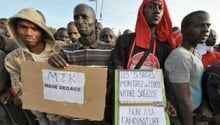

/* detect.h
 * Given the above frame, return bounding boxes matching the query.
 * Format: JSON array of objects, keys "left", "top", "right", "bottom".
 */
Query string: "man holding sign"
[
  {"left": 111, "top": 0, "right": 178, "bottom": 123},
  {"left": 5, "top": 8, "right": 68, "bottom": 125},
  {"left": 48, "top": 3, "right": 113, "bottom": 125}
]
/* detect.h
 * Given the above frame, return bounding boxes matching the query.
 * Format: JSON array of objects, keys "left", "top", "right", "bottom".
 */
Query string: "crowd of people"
[{"left": 1, "top": 0, "right": 220, "bottom": 125}]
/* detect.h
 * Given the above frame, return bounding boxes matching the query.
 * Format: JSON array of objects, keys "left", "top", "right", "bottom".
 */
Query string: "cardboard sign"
[
  {"left": 119, "top": 70, "right": 163, "bottom": 103},
  {"left": 114, "top": 69, "right": 170, "bottom": 125},
  {"left": 21, "top": 61, "right": 107, "bottom": 120},
  {"left": 119, "top": 106, "right": 166, "bottom": 125}
]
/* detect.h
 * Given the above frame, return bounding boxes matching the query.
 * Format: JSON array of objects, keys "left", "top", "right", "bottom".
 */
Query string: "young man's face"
[
  {"left": 185, "top": 13, "right": 211, "bottom": 44},
  {"left": 56, "top": 30, "right": 70, "bottom": 43},
  {"left": 17, "top": 20, "right": 43, "bottom": 47},
  {"left": 100, "top": 29, "right": 116, "bottom": 45},
  {"left": 206, "top": 30, "right": 217, "bottom": 46},
  {"left": 143, "top": 0, "right": 164, "bottom": 27},
  {"left": 95, "top": 22, "right": 103, "bottom": 35},
  {"left": 67, "top": 24, "right": 81, "bottom": 42}
]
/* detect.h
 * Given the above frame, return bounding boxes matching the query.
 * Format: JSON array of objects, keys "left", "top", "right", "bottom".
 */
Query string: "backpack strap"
[{"left": 134, "top": 49, "right": 150, "bottom": 69}]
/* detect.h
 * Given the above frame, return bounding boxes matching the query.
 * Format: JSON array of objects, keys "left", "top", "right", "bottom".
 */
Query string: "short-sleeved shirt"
[{"left": 165, "top": 46, "right": 204, "bottom": 110}]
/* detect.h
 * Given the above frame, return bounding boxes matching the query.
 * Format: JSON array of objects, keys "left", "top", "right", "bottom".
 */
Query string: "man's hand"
[
  {"left": 48, "top": 54, "right": 69, "bottom": 68},
  {"left": 166, "top": 101, "right": 177, "bottom": 116}
]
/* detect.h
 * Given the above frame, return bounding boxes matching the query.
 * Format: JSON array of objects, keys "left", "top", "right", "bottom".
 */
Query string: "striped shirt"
[{"left": 60, "top": 40, "right": 113, "bottom": 67}]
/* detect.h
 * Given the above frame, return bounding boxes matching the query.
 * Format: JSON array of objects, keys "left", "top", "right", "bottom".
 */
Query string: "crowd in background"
[{"left": 1, "top": 0, "right": 220, "bottom": 125}]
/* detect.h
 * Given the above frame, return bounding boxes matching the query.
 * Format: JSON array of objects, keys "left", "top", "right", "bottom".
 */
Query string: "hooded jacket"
[
  {"left": 4, "top": 8, "right": 65, "bottom": 120},
  {"left": 5, "top": 7, "right": 64, "bottom": 95},
  {"left": 134, "top": 0, "right": 177, "bottom": 49}
]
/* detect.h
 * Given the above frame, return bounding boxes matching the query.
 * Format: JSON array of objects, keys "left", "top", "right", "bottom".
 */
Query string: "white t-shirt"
[
  {"left": 31, "top": 51, "right": 44, "bottom": 62},
  {"left": 165, "top": 46, "right": 204, "bottom": 110}
]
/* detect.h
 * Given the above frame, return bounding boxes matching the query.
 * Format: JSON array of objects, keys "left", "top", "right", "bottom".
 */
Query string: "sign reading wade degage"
[
  {"left": 42, "top": 69, "right": 85, "bottom": 104},
  {"left": 114, "top": 69, "right": 170, "bottom": 125},
  {"left": 21, "top": 61, "right": 107, "bottom": 120}
]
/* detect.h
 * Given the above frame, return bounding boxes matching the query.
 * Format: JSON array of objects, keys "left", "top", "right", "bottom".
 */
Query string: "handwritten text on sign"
[
  {"left": 119, "top": 71, "right": 163, "bottom": 102},
  {"left": 119, "top": 106, "right": 166, "bottom": 125},
  {"left": 42, "top": 69, "right": 85, "bottom": 104}
]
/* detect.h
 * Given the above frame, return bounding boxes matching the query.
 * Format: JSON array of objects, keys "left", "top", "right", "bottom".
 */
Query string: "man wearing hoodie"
[
  {"left": 111, "top": 0, "right": 177, "bottom": 123},
  {"left": 4, "top": 8, "right": 69, "bottom": 125}
]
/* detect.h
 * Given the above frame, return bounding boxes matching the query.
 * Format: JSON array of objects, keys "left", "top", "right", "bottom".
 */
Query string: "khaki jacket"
[{"left": 5, "top": 8, "right": 65, "bottom": 121}]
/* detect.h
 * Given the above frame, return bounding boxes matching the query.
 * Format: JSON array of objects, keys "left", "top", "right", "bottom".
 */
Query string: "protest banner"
[
  {"left": 114, "top": 69, "right": 170, "bottom": 125},
  {"left": 21, "top": 60, "right": 107, "bottom": 120}
]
